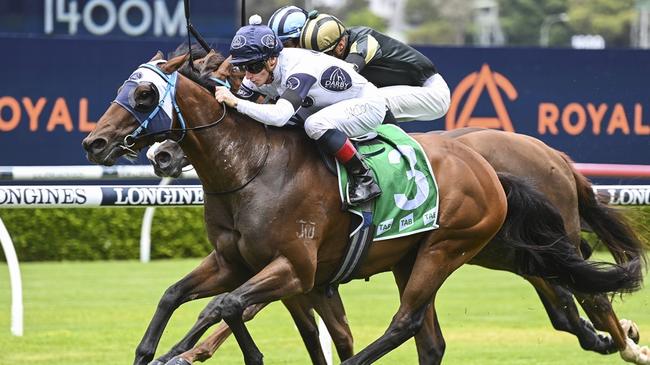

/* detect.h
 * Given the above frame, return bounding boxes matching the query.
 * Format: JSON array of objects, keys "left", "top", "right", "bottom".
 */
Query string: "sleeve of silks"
[
  {"left": 236, "top": 72, "right": 317, "bottom": 127},
  {"left": 236, "top": 79, "right": 264, "bottom": 101},
  {"left": 236, "top": 98, "right": 296, "bottom": 127},
  {"left": 345, "top": 34, "right": 382, "bottom": 72}
]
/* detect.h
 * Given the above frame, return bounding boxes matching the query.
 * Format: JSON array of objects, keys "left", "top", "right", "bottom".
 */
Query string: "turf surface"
[{"left": 1, "top": 256, "right": 649, "bottom": 364}]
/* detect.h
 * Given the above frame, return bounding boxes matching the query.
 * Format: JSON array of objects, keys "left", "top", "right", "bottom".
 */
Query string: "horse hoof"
[
  {"left": 620, "top": 338, "right": 650, "bottom": 364},
  {"left": 622, "top": 319, "right": 641, "bottom": 343},
  {"left": 164, "top": 356, "right": 192, "bottom": 365}
]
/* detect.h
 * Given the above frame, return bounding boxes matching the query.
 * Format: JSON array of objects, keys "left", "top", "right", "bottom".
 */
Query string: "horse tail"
[
  {"left": 559, "top": 151, "right": 648, "bottom": 267},
  {"left": 495, "top": 173, "right": 643, "bottom": 295}
]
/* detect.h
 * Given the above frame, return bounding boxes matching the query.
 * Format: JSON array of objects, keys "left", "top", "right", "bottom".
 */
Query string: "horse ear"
[
  {"left": 200, "top": 51, "right": 227, "bottom": 77},
  {"left": 149, "top": 51, "right": 165, "bottom": 62},
  {"left": 215, "top": 54, "right": 232, "bottom": 77},
  {"left": 160, "top": 53, "right": 189, "bottom": 74}
]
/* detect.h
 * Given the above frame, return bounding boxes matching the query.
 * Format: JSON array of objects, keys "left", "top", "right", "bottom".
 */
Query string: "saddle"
[
  {"left": 317, "top": 107, "right": 397, "bottom": 176},
  {"left": 321, "top": 119, "right": 440, "bottom": 288}
]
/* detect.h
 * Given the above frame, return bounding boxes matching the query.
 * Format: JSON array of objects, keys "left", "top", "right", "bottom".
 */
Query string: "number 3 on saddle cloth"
[{"left": 329, "top": 124, "right": 440, "bottom": 286}]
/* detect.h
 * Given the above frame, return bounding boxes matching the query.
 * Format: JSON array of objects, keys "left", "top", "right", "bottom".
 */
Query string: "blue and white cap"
[
  {"left": 230, "top": 15, "right": 283, "bottom": 65},
  {"left": 268, "top": 6, "right": 308, "bottom": 42}
]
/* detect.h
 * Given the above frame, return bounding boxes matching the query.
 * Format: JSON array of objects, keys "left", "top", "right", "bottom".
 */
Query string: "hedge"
[
  {"left": 0, "top": 207, "right": 212, "bottom": 261},
  {"left": 0, "top": 206, "right": 648, "bottom": 262}
]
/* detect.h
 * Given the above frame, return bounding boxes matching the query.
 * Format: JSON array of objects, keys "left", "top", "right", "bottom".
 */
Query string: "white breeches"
[
  {"left": 379, "top": 73, "right": 451, "bottom": 122},
  {"left": 304, "top": 84, "right": 386, "bottom": 140}
]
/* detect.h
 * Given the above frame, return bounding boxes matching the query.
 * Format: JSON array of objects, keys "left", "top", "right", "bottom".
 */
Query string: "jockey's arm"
[
  {"left": 344, "top": 34, "right": 382, "bottom": 73},
  {"left": 236, "top": 98, "right": 295, "bottom": 127},
  {"left": 236, "top": 73, "right": 317, "bottom": 127}
]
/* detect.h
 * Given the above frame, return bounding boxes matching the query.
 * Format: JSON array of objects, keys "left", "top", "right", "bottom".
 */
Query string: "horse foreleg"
[
  {"left": 168, "top": 293, "right": 334, "bottom": 365},
  {"left": 217, "top": 255, "right": 311, "bottom": 365},
  {"left": 134, "top": 251, "right": 238, "bottom": 365},
  {"left": 162, "top": 303, "right": 268, "bottom": 365},
  {"left": 282, "top": 296, "right": 330, "bottom": 365},
  {"left": 161, "top": 283, "right": 342, "bottom": 365},
  {"left": 308, "top": 286, "right": 355, "bottom": 361}
]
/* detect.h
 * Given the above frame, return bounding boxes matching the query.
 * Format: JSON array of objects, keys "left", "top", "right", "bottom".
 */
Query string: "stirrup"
[{"left": 350, "top": 132, "right": 377, "bottom": 142}]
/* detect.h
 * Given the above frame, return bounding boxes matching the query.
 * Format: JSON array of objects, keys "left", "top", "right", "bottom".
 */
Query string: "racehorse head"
[
  {"left": 82, "top": 51, "right": 190, "bottom": 165},
  {"left": 199, "top": 50, "right": 246, "bottom": 93},
  {"left": 145, "top": 50, "right": 244, "bottom": 178}
]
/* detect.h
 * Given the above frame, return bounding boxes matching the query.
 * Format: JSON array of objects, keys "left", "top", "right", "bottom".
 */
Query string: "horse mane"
[{"left": 168, "top": 43, "right": 226, "bottom": 93}]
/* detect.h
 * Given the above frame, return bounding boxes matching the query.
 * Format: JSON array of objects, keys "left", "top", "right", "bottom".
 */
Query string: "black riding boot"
[{"left": 344, "top": 152, "right": 382, "bottom": 205}]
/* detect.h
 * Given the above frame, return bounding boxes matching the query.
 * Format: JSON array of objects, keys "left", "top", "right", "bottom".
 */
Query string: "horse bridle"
[{"left": 117, "top": 62, "right": 270, "bottom": 195}]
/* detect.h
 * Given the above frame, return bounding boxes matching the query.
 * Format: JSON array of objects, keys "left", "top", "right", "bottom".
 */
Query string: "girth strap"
[{"left": 328, "top": 203, "right": 375, "bottom": 286}]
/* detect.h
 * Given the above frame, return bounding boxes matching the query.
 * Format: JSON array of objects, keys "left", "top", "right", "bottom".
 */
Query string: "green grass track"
[{"left": 1, "top": 256, "right": 649, "bottom": 364}]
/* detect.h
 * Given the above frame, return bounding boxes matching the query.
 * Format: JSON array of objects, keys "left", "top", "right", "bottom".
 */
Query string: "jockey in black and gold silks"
[{"left": 300, "top": 13, "right": 450, "bottom": 123}]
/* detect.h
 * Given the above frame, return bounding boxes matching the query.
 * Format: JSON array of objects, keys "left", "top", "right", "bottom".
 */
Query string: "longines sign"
[{"left": 0, "top": 186, "right": 204, "bottom": 208}]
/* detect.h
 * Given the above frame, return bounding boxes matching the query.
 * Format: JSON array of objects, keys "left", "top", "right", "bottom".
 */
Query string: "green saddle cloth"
[{"left": 336, "top": 124, "right": 440, "bottom": 241}]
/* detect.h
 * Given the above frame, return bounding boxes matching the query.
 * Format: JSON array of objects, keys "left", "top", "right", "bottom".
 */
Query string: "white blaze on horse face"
[
  {"left": 297, "top": 219, "right": 316, "bottom": 240},
  {"left": 146, "top": 142, "right": 162, "bottom": 162}
]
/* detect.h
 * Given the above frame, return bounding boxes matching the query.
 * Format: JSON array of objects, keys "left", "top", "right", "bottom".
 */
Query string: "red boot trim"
[{"left": 335, "top": 139, "right": 356, "bottom": 163}]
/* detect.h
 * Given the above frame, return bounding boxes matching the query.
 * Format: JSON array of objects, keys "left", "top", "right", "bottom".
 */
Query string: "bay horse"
[
  {"left": 145, "top": 48, "right": 358, "bottom": 365},
  {"left": 82, "top": 52, "right": 643, "bottom": 365},
  {"left": 150, "top": 49, "right": 649, "bottom": 362},
  {"left": 149, "top": 128, "right": 649, "bottom": 365}
]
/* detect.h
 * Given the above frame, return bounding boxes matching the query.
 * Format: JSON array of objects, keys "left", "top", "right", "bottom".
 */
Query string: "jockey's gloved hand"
[{"left": 215, "top": 86, "right": 238, "bottom": 108}]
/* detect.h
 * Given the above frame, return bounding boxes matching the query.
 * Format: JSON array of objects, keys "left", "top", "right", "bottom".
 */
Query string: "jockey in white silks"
[{"left": 214, "top": 17, "right": 385, "bottom": 205}]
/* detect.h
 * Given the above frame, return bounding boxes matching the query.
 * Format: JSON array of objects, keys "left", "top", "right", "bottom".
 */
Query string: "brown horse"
[
  {"left": 150, "top": 128, "right": 649, "bottom": 365},
  {"left": 82, "top": 52, "right": 642, "bottom": 365},
  {"left": 142, "top": 48, "right": 357, "bottom": 365}
]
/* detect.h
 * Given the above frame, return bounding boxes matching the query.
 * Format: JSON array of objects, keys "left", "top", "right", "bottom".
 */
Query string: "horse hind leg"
[
  {"left": 576, "top": 293, "right": 650, "bottom": 365},
  {"left": 525, "top": 276, "right": 619, "bottom": 354},
  {"left": 343, "top": 232, "right": 490, "bottom": 365},
  {"left": 392, "top": 251, "right": 444, "bottom": 364}
]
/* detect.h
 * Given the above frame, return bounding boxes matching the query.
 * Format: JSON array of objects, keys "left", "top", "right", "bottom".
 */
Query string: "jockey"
[
  {"left": 214, "top": 17, "right": 385, "bottom": 205},
  {"left": 299, "top": 13, "right": 450, "bottom": 123},
  {"left": 268, "top": 5, "right": 309, "bottom": 47}
]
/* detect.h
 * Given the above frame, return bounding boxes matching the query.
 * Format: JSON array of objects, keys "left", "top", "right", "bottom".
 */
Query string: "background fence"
[{"left": 2, "top": 163, "right": 650, "bottom": 338}]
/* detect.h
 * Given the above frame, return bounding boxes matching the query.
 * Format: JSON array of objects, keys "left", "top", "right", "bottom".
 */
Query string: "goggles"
[{"left": 240, "top": 60, "right": 267, "bottom": 74}]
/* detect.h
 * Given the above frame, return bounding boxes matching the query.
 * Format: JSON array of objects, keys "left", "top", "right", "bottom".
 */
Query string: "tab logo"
[
  {"left": 377, "top": 218, "right": 393, "bottom": 236},
  {"left": 446, "top": 64, "right": 518, "bottom": 132}
]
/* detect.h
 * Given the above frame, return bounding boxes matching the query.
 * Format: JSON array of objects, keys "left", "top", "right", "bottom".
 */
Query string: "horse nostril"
[
  {"left": 91, "top": 139, "right": 107, "bottom": 154},
  {"left": 155, "top": 151, "right": 172, "bottom": 167},
  {"left": 83, "top": 137, "right": 108, "bottom": 154}
]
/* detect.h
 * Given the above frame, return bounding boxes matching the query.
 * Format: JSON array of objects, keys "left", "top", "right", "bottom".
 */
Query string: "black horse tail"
[
  {"left": 559, "top": 152, "right": 648, "bottom": 267},
  {"left": 495, "top": 173, "right": 643, "bottom": 295}
]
